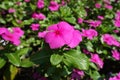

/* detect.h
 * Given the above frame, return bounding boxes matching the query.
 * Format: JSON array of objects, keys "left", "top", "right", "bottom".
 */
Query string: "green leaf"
[
  {"left": 30, "top": 49, "right": 51, "bottom": 64},
  {"left": 20, "top": 59, "right": 34, "bottom": 67},
  {"left": 0, "top": 58, "right": 6, "bottom": 69},
  {"left": 60, "top": 6, "right": 72, "bottom": 17},
  {"left": 63, "top": 50, "right": 89, "bottom": 70},
  {"left": 16, "top": 48, "right": 30, "bottom": 56},
  {"left": 89, "top": 62, "right": 98, "bottom": 70},
  {"left": 5, "top": 53, "right": 21, "bottom": 67},
  {"left": 0, "top": 18, "right": 6, "bottom": 24},
  {"left": 90, "top": 71, "right": 101, "bottom": 80},
  {"left": 64, "top": 17, "right": 76, "bottom": 24},
  {"left": 50, "top": 54, "right": 63, "bottom": 66},
  {"left": 3, "top": 65, "right": 18, "bottom": 80},
  {"left": 85, "top": 41, "right": 94, "bottom": 52},
  {"left": 23, "top": 19, "right": 34, "bottom": 25}
]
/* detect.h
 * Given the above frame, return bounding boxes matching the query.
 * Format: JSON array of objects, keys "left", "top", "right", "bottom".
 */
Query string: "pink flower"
[
  {"left": 114, "top": 20, "right": 120, "bottom": 27},
  {"left": 97, "top": 15, "right": 104, "bottom": 20},
  {"left": 37, "top": 0, "right": 44, "bottom": 9},
  {"left": 89, "top": 20, "right": 102, "bottom": 28},
  {"left": 78, "top": 18, "right": 83, "bottom": 24},
  {"left": 1, "top": 27, "right": 24, "bottom": 46},
  {"left": 60, "top": 0, "right": 66, "bottom": 6},
  {"left": 109, "top": 72, "right": 120, "bottom": 80},
  {"left": 104, "top": 4, "right": 113, "bottom": 10},
  {"left": 113, "top": 30, "right": 119, "bottom": 33},
  {"left": 111, "top": 50, "right": 120, "bottom": 60},
  {"left": 102, "top": 34, "right": 120, "bottom": 47},
  {"left": 71, "top": 69, "right": 84, "bottom": 80},
  {"left": 95, "top": 3, "right": 101, "bottom": 8},
  {"left": 68, "top": 30, "right": 82, "bottom": 48},
  {"left": 2, "top": 30, "right": 20, "bottom": 46},
  {"left": 32, "top": 13, "right": 46, "bottom": 20},
  {"left": 90, "top": 54, "right": 104, "bottom": 69},
  {"left": 30, "top": 23, "right": 40, "bottom": 31},
  {"left": 103, "top": 0, "right": 111, "bottom": 4},
  {"left": 82, "top": 29, "right": 98, "bottom": 40},
  {"left": 24, "top": 0, "right": 30, "bottom": 2},
  {"left": 83, "top": 49, "right": 90, "bottom": 54},
  {"left": 115, "top": 10, "right": 120, "bottom": 20},
  {"left": 49, "top": 1, "right": 59, "bottom": 11},
  {"left": 12, "top": 27, "right": 24, "bottom": 37},
  {"left": 38, "top": 31, "right": 48, "bottom": 38},
  {"left": 0, "top": 27, "right": 7, "bottom": 35},
  {"left": 38, "top": 21, "right": 82, "bottom": 49},
  {"left": 8, "top": 8, "right": 15, "bottom": 13},
  {"left": 114, "top": 11, "right": 120, "bottom": 27}
]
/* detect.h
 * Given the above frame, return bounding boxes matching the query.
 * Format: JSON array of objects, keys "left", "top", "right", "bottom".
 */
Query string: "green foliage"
[
  {"left": 50, "top": 54, "right": 63, "bottom": 66},
  {"left": 63, "top": 50, "right": 89, "bottom": 70}
]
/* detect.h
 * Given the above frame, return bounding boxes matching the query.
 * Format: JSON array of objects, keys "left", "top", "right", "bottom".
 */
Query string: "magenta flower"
[
  {"left": 113, "top": 30, "right": 119, "bottom": 33},
  {"left": 38, "top": 21, "right": 82, "bottom": 49},
  {"left": 114, "top": 11, "right": 120, "bottom": 27},
  {"left": 111, "top": 50, "right": 120, "bottom": 60},
  {"left": 30, "top": 23, "right": 40, "bottom": 31},
  {"left": 49, "top": 1, "right": 59, "bottom": 11},
  {"left": 115, "top": 10, "right": 120, "bottom": 20},
  {"left": 60, "top": 0, "right": 66, "bottom": 6},
  {"left": 68, "top": 30, "right": 82, "bottom": 48},
  {"left": 8, "top": 8, "right": 16, "bottom": 13},
  {"left": 78, "top": 18, "right": 83, "bottom": 24},
  {"left": 37, "top": 0, "right": 44, "bottom": 9},
  {"left": 2, "top": 30, "right": 20, "bottom": 46},
  {"left": 104, "top": 4, "right": 113, "bottom": 10},
  {"left": 95, "top": 3, "right": 101, "bottom": 8},
  {"left": 97, "top": 15, "right": 104, "bottom": 20},
  {"left": 32, "top": 13, "right": 46, "bottom": 20},
  {"left": 71, "top": 69, "right": 84, "bottom": 80},
  {"left": 103, "top": 0, "right": 111, "bottom": 4},
  {"left": 0, "top": 27, "right": 7, "bottom": 35},
  {"left": 82, "top": 29, "right": 98, "bottom": 40},
  {"left": 38, "top": 31, "right": 48, "bottom": 38},
  {"left": 44, "top": 21, "right": 74, "bottom": 49},
  {"left": 90, "top": 54, "right": 104, "bottom": 69},
  {"left": 89, "top": 20, "right": 102, "bottom": 28},
  {"left": 114, "top": 20, "right": 120, "bottom": 27},
  {"left": 83, "top": 49, "right": 90, "bottom": 54},
  {"left": 12, "top": 27, "right": 24, "bottom": 37},
  {"left": 109, "top": 72, "right": 120, "bottom": 80},
  {"left": 24, "top": 0, "right": 30, "bottom": 2},
  {"left": 102, "top": 34, "right": 120, "bottom": 47},
  {"left": 1, "top": 27, "right": 24, "bottom": 46}
]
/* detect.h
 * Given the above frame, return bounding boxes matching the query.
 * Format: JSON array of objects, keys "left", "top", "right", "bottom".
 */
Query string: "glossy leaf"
[
  {"left": 5, "top": 53, "right": 21, "bottom": 67},
  {"left": 63, "top": 50, "right": 89, "bottom": 70}
]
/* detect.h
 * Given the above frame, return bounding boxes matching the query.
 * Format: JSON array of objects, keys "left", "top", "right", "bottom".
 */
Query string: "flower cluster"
[{"left": 0, "top": 0, "right": 120, "bottom": 80}]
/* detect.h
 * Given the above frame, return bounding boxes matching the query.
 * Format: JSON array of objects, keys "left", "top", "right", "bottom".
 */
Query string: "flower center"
[{"left": 55, "top": 30, "right": 61, "bottom": 35}]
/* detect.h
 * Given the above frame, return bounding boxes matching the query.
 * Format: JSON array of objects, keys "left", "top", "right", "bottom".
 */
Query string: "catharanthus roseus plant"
[{"left": 0, "top": 0, "right": 120, "bottom": 80}]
